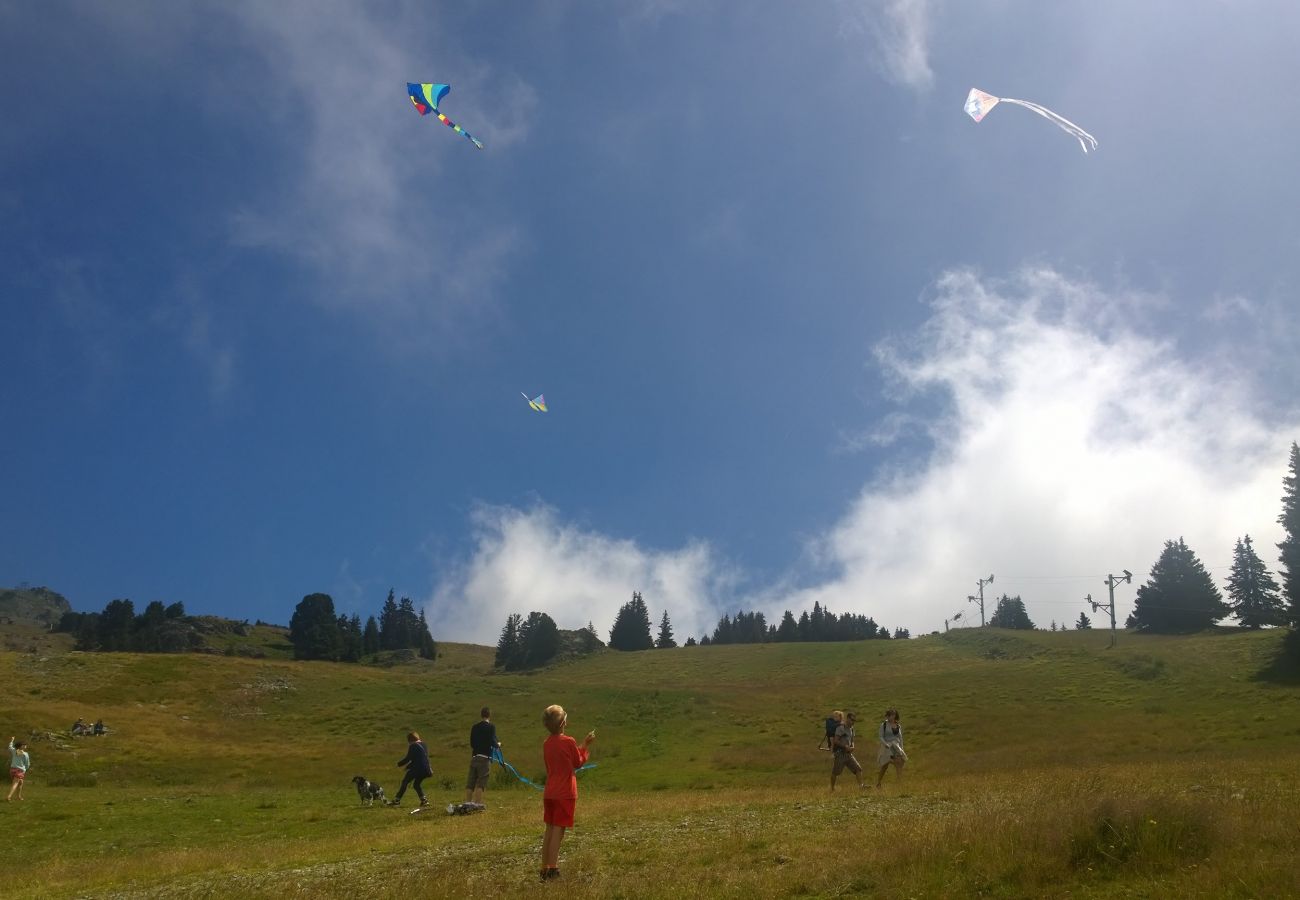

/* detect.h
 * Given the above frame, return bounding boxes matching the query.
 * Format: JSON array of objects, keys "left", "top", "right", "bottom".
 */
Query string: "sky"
[{"left": 3, "top": 1, "right": 1299, "bottom": 645}]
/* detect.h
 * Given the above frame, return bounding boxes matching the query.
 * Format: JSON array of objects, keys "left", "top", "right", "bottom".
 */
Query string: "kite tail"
[
  {"left": 435, "top": 110, "right": 485, "bottom": 150},
  {"left": 1001, "top": 98, "right": 1098, "bottom": 153}
]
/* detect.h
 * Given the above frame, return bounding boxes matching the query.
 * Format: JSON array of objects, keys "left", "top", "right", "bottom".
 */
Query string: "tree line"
[
  {"left": 288, "top": 590, "right": 436, "bottom": 662},
  {"left": 55, "top": 599, "right": 193, "bottom": 652}
]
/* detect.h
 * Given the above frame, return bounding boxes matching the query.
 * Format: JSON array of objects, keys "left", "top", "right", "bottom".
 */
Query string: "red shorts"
[
  {"left": 543, "top": 797, "right": 576, "bottom": 828},
  {"left": 9, "top": 768, "right": 25, "bottom": 782}
]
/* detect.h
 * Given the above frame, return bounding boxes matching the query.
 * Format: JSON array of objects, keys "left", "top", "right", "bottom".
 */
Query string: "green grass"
[{"left": 2, "top": 628, "right": 1298, "bottom": 897}]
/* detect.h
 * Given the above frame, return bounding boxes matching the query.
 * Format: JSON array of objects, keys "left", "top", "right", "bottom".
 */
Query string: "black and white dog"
[{"left": 352, "top": 775, "right": 386, "bottom": 807}]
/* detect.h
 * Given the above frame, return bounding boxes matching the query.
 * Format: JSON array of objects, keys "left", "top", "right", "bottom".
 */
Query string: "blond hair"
[
  {"left": 831, "top": 709, "right": 844, "bottom": 722},
  {"left": 543, "top": 704, "right": 567, "bottom": 735}
]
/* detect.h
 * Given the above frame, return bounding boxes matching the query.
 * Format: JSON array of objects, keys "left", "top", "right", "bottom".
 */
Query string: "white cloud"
[
  {"left": 429, "top": 267, "right": 1297, "bottom": 643},
  {"left": 839, "top": 0, "right": 935, "bottom": 92},
  {"left": 427, "top": 504, "right": 731, "bottom": 645},
  {"left": 785, "top": 267, "right": 1298, "bottom": 632}
]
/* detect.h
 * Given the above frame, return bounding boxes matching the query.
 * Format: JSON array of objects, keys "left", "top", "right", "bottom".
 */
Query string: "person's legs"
[
  {"left": 413, "top": 776, "right": 427, "bottom": 804},
  {"left": 393, "top": 771, "right": 414, "bottom": 802},
  {"left": 472, "top": 786, "right": 484, "bottom": 804},
  {"left": 6, "top": 775, "right": 17, "bottom": 801},
  {"left": 876, "top": 764, "right": 889, "bottom": 787}
]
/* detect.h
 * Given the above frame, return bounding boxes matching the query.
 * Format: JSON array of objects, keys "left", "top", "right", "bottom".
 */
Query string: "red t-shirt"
[{"left": 543, "top": 733, "right": 589, "bottom": 800}]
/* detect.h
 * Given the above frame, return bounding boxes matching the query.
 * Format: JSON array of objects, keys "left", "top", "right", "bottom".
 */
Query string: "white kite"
[{"left": 964, "top": 88, "right": 1098, "bottom": 153}]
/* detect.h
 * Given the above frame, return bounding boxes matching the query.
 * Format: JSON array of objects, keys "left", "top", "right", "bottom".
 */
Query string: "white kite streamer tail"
[{"left": 1001, "top": 97, "right": 1098, "bottom": 153}]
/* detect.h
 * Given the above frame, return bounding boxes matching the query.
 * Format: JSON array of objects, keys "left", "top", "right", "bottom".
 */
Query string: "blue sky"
[{"left": 3, "top": 1, "right": 1298, "bottom": 643}]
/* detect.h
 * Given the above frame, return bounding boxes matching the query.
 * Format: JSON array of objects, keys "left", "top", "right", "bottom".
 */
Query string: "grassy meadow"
[{"left": 2, "top": 627, "right": 1298, "bottom": 898}]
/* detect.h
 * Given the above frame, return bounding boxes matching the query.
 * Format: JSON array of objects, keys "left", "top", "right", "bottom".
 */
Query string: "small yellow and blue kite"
[
  {"left": 521, "top": 392, "right": 547, "bottom": 412},
  {"left": 407, "top": 82, "right": 484, "bottom": 150}
]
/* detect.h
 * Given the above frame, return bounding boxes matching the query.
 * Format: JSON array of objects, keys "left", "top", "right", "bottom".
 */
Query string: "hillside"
[
  {"left": 0, "top": 585, "right": 71, "bottom": 628},
  {"left": 2, "top": 628, "right": 1298, "bottom": 898}
]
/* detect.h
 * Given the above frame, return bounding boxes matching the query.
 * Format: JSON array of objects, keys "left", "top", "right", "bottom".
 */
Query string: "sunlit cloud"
[
  {"left": 430, "top": 267, "right": 1298, "bottom": 642},
  {"left": 427, "top": 504, "right": 731, "bottom": 645},
  {"left": 786, "top": 267, "right": 1298, "bottom": 632}
]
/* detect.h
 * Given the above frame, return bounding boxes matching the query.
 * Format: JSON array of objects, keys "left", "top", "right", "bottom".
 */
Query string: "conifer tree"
[
  {"left": 362, "top": 616, "right": 380, "bottom": 655},
  {"left": 378, "top": 590, "right": 400, "bottom": 650},
  {"left": 1279, "top": 442, "right": 1300, "bottom": 627},
  {"left": 418, "top": 608, "right": 437, "bottom": 660},
  {"left": 1130, "top": 538, "right": 1228, "bottom": 632},
  {"left": 988, "top": 594, "right": 1034, "bottom": 630},
  {"left": 609, "top": 591, "right": 654, "bottom": 650},
  {"left": 776, "top": 610, "right": 799, "bottom": 641},
  {"left": 1227, "top": 535, "right": 1285, "bottom": 628},
  {"left": 655, "top": 610, "right": 676, "bottom": 649},
  {"left": 495, "top": 613, "right": 521, "bottom": 668},
  {"left": 1075, "top": 612, "right": 1092, "bottom": 630},
  {"left": 517, "top": 611, "right": 560, "bottom": 668}
]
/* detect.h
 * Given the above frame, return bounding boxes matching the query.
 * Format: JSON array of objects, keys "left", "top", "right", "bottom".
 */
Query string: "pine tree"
[
  {"left": 1130, "top": 537, "right": 1228, "bottom": 632},
  {"left": 776, "top": 610, "right": 799, "bottom": 642},
  {"left": 289, "top": 593, "right": 343, "bottom": 660},
  {"left": 1075, "top": 612, "right": 1092, "bottom": 630},
  {"left": 1049, "top": 620, "right": 1057, "bottom": 632},
  {"left": 1227, "top": 535, "right": 1286, "bottom": 628},
  {"left": 362, "top": 616, "right": 380, "bottom": 655},
  {"left": 655, "top": 611, "right": 676, "bottom": 649},
  {"left": 609, "top": 591, "right": 654, "bottom": 651},
  {"left": 1279, "top": 442, "right": 1300, "bottom": 627},
  {"left": 517, "top": 611, "right": 560, "bottom": 668},
  {"left": 988, "top": 594, "right": 1034, "bottom": 630},
  {"left": 684, "top": 636, "right": 697, "bottom": 647},
  {"left": 378, "top": 590, "right": 400, "bottom": 650},
  {"left": 495, "top": 613, "right": 522, "bottom": 669},
  {"left": 418, "top": 608, "right": 437, "bottom": 660}
]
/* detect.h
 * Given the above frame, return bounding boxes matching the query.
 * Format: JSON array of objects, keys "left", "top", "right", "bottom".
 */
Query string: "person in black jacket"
[
  {"left": 466, "top": 707, "right": 502, "bottom": 806},
  {"left": 390, "top": 731, "right": 433, "bottom": 807}
]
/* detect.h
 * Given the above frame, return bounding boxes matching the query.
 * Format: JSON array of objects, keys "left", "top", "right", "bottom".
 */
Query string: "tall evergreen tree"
[
  {"left": 1279, "top": 442, "right": 1300, "bottom": 627},
  {"left": 1227, "top": 535, "right": 1286, "bottom": 628},
  {"left": 99, "top": 599, "right": 136, "bottom": 651},
  {"left": 1130, "top": 538, "right": 1228, "bottom": 633},
  {"left": 609, "top": 591, "right": 654, "bottom": 651},
  {"left": 988, "top": 594, "right": 1034, "bottom": 630},
  {"left": 495, "top": 613, "right": 521, "bottom": 669},
  {"left": 362, "top": 616, "right": 380, "bottom": 656},
  {"left": 655, "top": 610, "right": 676, "bottom": 649},
  {"left": 289, "top": 593, "right": 343, "bottom": 660},
  {"left": 1075, "top": 612, "right": 1092, "bottom": 630},
  {"left": 397, "top": 597, "right": 419, "bottom": 649},
  {"left": 517, "top": 611, "right": 560, "bottom": 668},
  {"left": 418, "top": 608, "right": 437, "bottom": 660},
  {"left": 776, "top": 610, "right": 799, "bottom": 642},
  {"left": 378, "top": 590, "right": 400, "bottom": 650}
]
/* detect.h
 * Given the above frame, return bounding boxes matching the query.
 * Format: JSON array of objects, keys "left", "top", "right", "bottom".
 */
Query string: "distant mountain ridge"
[{"left": 0, "top": 586, "right": 71, "bottom": 628}]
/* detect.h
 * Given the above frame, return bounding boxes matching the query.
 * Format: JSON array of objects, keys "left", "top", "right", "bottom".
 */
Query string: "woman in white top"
[{"left": 875, "top": 708, "right": 905, "bottom": 788}]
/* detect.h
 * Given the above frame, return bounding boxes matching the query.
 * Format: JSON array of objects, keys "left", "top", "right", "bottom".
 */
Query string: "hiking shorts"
[
  {"left": 467, "top": 755, "right": 491, "bottom": 790},
  {"left": 832, "top": 752, "right": 862, "bottom": 776},
  {"left": 543, "top": 797, "right": 576, "bottom": 828},
  {"left": 9, "top": 768, "right": 25, "bottom": 782}
]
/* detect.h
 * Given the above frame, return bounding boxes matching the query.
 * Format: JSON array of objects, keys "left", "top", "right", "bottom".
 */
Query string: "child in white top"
[{"left": 8, "top": 737, "right": 31, "bottom": 801}]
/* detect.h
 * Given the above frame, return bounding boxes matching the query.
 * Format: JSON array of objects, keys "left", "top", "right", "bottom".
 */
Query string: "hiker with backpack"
[
  {"left": 829, "top": 711, "right": 865, "bottom": 791},
  {"left": 818, "top": 710, "right": 843, "bottom": 751}
]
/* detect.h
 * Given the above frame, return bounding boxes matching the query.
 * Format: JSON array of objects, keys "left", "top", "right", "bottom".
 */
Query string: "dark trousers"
[{"left": 395, "top": 771, "right": 427, "bottom": 802}]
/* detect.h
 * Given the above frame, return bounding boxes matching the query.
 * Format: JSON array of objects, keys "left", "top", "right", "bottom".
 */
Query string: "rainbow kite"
[
  {"left": 964, "top": 88, "right": 1097, "bottom": 153},
  {"left": 522, "top": 392, "right": 547, "bottom": 412},
  {"left": 407, "top": 82, "right": 484, "bottom": 150}
]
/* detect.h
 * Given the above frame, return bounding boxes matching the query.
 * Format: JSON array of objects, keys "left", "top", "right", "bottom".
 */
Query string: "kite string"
[
  {"left": 490, "top": 747, "right": 596, "bottom": 792},
  {"left": 1001, "top": 97, "right": 1098, "bottom": 152}
]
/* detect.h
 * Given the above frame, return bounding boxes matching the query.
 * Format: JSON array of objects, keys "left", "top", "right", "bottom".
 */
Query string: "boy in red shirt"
[{"left": 540, "top": 704, "right": 595, "bottom": 881}]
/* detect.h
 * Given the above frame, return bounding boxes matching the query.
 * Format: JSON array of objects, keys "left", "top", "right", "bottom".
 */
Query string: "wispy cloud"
[
  {"left": 426, "top": 504, "right": 733, "bottom": 645},
  {"left": 224, "top": 0, "right": 536, "bottom": 349},
  {"left": 839, "top": 0, "right": 936, "bottom": 92}
]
